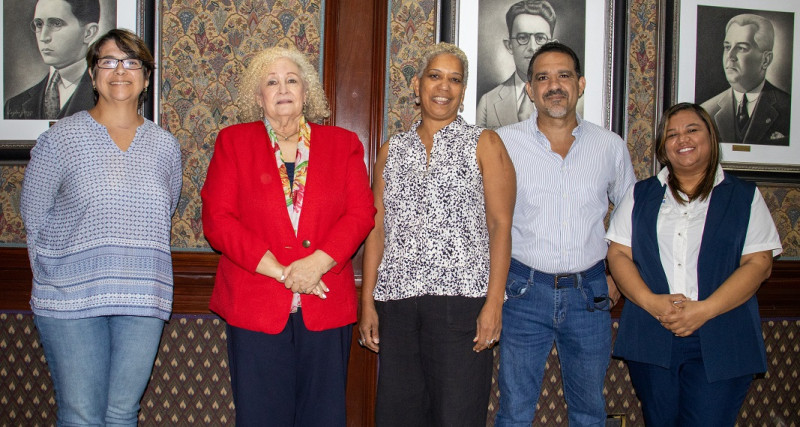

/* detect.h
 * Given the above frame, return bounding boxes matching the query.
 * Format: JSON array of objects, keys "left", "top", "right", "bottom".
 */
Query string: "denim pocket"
[
  {"left": 505, "top": 277, "right": 529, "bottom": 299},
  {"left": 580, "top": 275, "right": 611, "bottom": 312}
]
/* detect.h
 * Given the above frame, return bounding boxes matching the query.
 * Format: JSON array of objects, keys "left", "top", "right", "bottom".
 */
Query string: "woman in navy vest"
[{"left": 605, "top": 103, "right": 782, "bottom": 426}]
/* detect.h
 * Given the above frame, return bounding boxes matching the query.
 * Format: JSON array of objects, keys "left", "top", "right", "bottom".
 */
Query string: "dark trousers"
[
  {"left": 626, "top": 335, "right": 752, "bottom": 427},
  {"left": 226, "top": 310, "right": 352, "bottom": 427},
  {"left": 374, "top": 295, "right": 493, "bottom": 427}
]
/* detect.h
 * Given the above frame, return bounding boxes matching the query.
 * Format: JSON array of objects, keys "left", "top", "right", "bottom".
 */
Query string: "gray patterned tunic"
[
  {"left": 374, "top": 116, "right": 490, "bottom": 301},
  {"left": 20, "top": 111, "right": 182, "bottom": 320}
]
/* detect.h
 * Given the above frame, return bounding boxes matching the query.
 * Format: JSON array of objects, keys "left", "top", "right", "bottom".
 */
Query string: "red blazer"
[{"left": 201, "top": 121, "right": 375, "bottom": 334}]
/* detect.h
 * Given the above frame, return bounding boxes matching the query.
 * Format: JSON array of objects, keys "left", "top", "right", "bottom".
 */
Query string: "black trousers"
[
  {"left": 226, "top": 310, "right": 352, "bottom": 427},
  {"left": 375, "top": 295, "right": 493, "bottom": 427}
]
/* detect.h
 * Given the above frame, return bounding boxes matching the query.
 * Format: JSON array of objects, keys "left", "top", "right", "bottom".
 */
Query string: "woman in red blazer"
[{"left": 201, "top": 46, "right": 375, "bottom": 427}]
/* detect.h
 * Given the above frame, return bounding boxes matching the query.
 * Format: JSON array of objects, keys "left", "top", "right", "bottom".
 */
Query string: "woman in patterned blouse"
[
  {"left": 20, "top": 29, "right": 182, "bottom": 425},
  {"left": 359, "top": 42, "right": 516, "bottom": 426},
  {"left": 201, "top": 46, "right": 375, "bottom": 426}
]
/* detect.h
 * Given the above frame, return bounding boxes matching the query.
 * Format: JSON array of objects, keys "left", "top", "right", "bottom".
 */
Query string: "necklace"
[{"left": 274, "top": 130, "right": 298, "bottom": 142}]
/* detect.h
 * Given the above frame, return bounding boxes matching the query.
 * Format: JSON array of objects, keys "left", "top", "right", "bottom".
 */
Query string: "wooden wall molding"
[{"left": 2, "top": 247, "right": 798, "bottom": 317}]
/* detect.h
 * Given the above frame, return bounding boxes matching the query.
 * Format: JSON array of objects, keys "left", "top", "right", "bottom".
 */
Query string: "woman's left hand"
[
  {"left": 657, "top": 300, "right": 712, "bottom": 337},
  {"left": 473, "top": 301, "right": 502, "bottom": 352},
  {"left": 282, "top": 250, "right": 336, "bottom": 297}
]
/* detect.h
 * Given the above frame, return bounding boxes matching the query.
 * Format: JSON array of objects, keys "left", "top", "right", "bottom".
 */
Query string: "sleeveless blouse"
[{"left": 374, "top": 116, "right": 490, "bottom": 301}]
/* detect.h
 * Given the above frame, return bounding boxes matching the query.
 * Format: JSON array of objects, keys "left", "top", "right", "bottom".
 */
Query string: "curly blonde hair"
[{"left": 238, "top": 46, "right": 331, "bottom": 123}]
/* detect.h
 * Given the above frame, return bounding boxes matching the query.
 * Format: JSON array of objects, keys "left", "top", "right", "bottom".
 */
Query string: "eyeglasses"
[
  {"left": 511, "top": 32, "right": 552, "bottom": 46},
  {"left": 30, "top": 18, "right": 66, "bottom": 33},
  {"left": 96, "top": 57, "right": 144, "bottom": 70}
]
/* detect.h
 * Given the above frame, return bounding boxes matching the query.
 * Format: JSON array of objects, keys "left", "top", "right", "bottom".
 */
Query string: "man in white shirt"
[
  {"left": 5, "top": 0, "right": 100, "bottom": 120},
  {"left": 494, "top": 41, "right": 635, "bottom": 426},
  {"left": 700, "top": 13, "right": 790, "bottom": 146}
]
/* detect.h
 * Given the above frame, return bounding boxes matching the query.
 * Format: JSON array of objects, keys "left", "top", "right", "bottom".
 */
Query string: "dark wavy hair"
[
  {"left": 63, "top": 0, "right": 100, "bottom": 26},
  {"left": 86, "top": 29, "right": 155, "bottom": 108},
  {"left": 655, "top": 103, "right": 721, "bottom": 204},
  {"left": 526, "top": 41, "right": 582, "bottom": 81},
  {"left": 505, "top": 0, "right": 556, "bottom": 37}
]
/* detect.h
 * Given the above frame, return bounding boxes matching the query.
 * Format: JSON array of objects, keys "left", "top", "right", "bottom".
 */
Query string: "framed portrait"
[
  {"left": 665, "top": 0, "right": 799, "bottom": 182},
  {"left": 439, "top": 0, "right": 628, "bottom": 135},
  {"left": 0, "top": 0, "right": 154, "bottom": 163}
]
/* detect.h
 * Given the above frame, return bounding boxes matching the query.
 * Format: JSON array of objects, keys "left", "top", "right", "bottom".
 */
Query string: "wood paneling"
[
  {"left": 323, "top": 0, "right": 387, "bottom": 424},
  {"left": 2, "top": 247, "right": 798, "bottom": 317}
]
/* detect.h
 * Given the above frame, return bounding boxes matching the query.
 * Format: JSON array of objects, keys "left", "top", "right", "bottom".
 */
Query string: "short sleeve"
[
  {"left": 742, "top": 189, "right": 782, "bottom": 257},
  {"left": 606, "top": 185, "right": 635, "bottom": 247}
]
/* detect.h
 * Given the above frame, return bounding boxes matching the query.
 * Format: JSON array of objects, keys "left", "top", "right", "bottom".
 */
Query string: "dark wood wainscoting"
[{"left": 4, "top": 248, "right": 799, "bottom": 317}]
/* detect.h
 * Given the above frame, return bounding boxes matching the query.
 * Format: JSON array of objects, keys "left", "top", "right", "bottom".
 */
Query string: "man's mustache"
[{"left": 544, "top": 89, "right": 568, "bottom": 98}]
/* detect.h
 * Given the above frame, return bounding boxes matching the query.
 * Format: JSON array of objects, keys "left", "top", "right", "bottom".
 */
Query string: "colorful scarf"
[{"left": 264, "top": 116, "right": 311, "bottom": 234}]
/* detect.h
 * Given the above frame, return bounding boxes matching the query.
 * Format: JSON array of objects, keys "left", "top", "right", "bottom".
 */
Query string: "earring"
[
  {"left": 459, "top": 103, "right": 464, "bottom": 113},
  {"left": 414, "top": 95, "right": 420, "bottom": 105}
]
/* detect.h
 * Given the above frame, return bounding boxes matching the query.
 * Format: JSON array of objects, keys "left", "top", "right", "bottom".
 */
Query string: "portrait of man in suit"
[
  {"left": 700, "top": 13, "right": 791, "bottom": 146},
  {"left": 476, "top": 0, "right": 556, "bottom": 129},
  {"left": 4, "top": 0, "right": 100, "bottom": 120}
]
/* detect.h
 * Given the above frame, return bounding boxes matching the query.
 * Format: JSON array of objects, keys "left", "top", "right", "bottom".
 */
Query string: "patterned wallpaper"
[
  {"left": 0, "top": 0, "right": 799, "bottom": 256},
  {"left": 626, "top": 0, "right": 660, "bottom": 180},
  {"left": 384, "top": 0, "right": 437, "bottom": 138},
  {"left": 158, "top": 0, "right": 324, "bottom": 248},
  {"left": 0, "top": 0, "right": 324, "bottom": 249}
]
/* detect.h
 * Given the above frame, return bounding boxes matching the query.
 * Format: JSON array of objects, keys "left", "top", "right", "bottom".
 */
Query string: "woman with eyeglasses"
[{"left": 20, "top": 29, "right": 181, "bottom": 426}]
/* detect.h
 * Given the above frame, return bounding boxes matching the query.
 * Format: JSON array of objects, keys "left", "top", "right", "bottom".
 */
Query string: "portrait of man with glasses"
[
  {"left": 4, "top": 0, "right": 105, "bottom": 120},
  {"left": 476, "top": 0, "right": 585, "bottom": 129}
]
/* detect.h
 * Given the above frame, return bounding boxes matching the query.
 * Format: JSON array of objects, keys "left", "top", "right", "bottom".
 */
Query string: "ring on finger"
[{"left": 357, "top": 338, "right": 365, "bottom": 346}]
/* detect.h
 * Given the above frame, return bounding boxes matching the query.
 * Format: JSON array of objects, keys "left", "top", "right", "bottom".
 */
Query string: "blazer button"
[{"left": 302, "top": 240, "right": 311, "bottom": 248}]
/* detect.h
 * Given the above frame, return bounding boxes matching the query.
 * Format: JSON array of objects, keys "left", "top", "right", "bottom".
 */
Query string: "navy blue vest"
[{"left": 613, "top": 172, "right": 766, "bottom": 382}]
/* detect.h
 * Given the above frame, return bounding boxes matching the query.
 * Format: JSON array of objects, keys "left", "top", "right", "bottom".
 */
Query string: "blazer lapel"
[
  {"left": 744, "top": 87, "right": 779, "bottom": 143},
  {"left": 494, "top": 76, "right": 517, "bottom": 127},
  {"left": 253, "top": 123, "right": 298, "bottom": 237},
  {"left": 713, "top": 89, "right": 737, "bottom": 143}
]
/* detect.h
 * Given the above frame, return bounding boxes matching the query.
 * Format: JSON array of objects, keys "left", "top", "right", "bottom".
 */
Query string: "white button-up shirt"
[{"left": 606, "top": 166, "right": 783, "bottom": 299}]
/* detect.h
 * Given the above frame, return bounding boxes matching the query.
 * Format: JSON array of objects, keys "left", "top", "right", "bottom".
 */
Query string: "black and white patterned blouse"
[{"left": 374, "top": 116, "right": 490, "bottom": 301}]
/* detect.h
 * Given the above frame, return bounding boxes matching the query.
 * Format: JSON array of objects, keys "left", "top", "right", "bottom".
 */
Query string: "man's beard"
[{"left": 542, "top": 89, "right": 569, "bottom": 118}]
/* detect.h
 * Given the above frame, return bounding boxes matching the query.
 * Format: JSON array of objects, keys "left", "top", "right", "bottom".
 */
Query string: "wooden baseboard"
[{"left": 2, "top": 247, "right": 798, "bottom": 317}]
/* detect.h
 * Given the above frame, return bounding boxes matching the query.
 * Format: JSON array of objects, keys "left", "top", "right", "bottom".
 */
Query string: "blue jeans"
[
  {"left": 495, "top": 260, "right": 612, "bottom": 427},
  {"left": 34, "top": 315, "right": 164, "bottom": 427}
]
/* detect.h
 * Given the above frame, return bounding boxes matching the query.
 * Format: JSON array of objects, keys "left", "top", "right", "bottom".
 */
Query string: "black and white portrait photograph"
[
  {"left": 1, "top": 0, "right": 138, "bottom": 154},
  {"left": 3, "top": 0, "right": 117, "bottom": 121},
  {"left": 674, "top": 0, "right": 799, "bottom": 170},
  {"left": 475, "top": 0, "right": 586, "bottom": 129},
  {"left": 694, "top": 6, "right": 793, "bottom": 146},
  {"left": 450, "top": 0, "right": 615, "bottom": 130}
]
